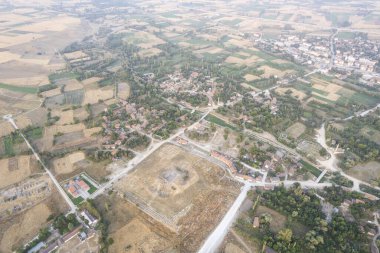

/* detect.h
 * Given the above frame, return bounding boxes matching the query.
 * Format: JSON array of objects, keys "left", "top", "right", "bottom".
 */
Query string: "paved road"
[
  {"left": 198, "top": 183, "right": 251, "bottom": 253},
  {"left": 3, "top": 115, "right": 77, "bottom": 212}
]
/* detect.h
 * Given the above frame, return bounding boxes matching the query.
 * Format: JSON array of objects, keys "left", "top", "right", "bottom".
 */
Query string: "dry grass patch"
[
  {"left": 244, "top": 74, "right": 260, "bottom": 82},
  {"left": 52, "top": 109, "right": 74, "bottom": 125},
  {"left": 109, "top": 218, "right": 174, "bottom": 253},
  {"left": 259, "top": 65, "right": 293, "bottom": 78},
  {"left": 81, "top": 77, "right": 102, "bottom": 86},
  {"left": 16, "top": 16, "right": 80, "bottom": 33},
  {"left": 225, "top": 243, "right": 247, "bottom": 253},
  {"left": 275, "top": 87, "right": 307, "bottom": 100},
  {"left": 0, "top": 75, "right": 50, "bottom": 87},
  {"left": 255, "top": 206, "right": 286, "bottom": 233},
  {"left": 117, "top": 82, "right": 130, "bottom": 100},
  {"left": 348, "top": 161, "right": 380, "bottom": 185},
  {"left": 53, "top": 151, "right": 85, "bottom": 175},
  {"left": 83, "top": 127, "right": 102, "bottom": 138},
  {"left": 0, "top": 155, "right": 37, "bottom": 188},
  {"left": 225, "top": 38, "right": 251, "bottom": 48},
  {"left": 286, "top": 122, "right": 306, "bottom": 139},
  {"left": 63, "top": 50, "right": 88, "bottom": 60},
  {"left": 40, "top": 87, "right": 61, "bottom": 98},
  {"left": 82, "top": 86, "right": 114, "bottom": 105},
  {"left": 0, "top": 203, "right": 51, "bottom": 252},
  {"left": 138, "top": 47, "right": 162, "bottom": 58},
  {"left": 63, "top": 79, "right": 83, "bottom": 92}
]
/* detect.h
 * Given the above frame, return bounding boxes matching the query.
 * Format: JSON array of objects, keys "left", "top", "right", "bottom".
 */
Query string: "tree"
[{"left": 278, "top": 228, "right": 293, "bottom": 244}]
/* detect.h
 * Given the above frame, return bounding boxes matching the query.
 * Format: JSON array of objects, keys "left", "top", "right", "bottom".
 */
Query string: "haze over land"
[{"left": 0, "top": 0, "right": 380, "bottom": 253}]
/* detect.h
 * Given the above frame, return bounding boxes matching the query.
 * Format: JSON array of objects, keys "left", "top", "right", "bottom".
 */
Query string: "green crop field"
[
  {"left": 300, "top": 160, "right": 321, "bottom": 177},
  {"left": 0, "top": 83, "right": 38, "bottom": 94},
  {"left": 205, "top": 114, "right": 236, "bottom": 130}
]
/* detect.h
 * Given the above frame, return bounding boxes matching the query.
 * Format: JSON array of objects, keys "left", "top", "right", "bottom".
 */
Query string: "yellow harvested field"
[
  {"left": 307, "top": 97, "right": 328, "bottom": 105},
  {"left": 275, "top": 87, "right": 307, "bottom": 100},
  {"left": 225, "top": 55, "right": 261, "bottom": 66},
  {"left": 16, "top": 16, "right": 80, "bottom": 33},
  {"left": 195, "top": 46, "right": 224, "bottom": 55},
  {"left": 312, "top": 81, "right": 342, "bottom": 93},
  {"left": 165, "top": 25, "right": 188, "bottom": 32},
  {"left": 14, "top": 115, "right": 33, "bottom": 129},
  {"left": 0, "top": 121, "right": 14, "bottom": 137},
  {"left": 117, "top": 82, "right": 130, "bottom": 100},
  {"left": 123, "top": 31, "right": 165, "bottom": 49},
  {"left": 53, "top": 151, "right": 85, "bottom": 175},
  {"left": 83, "top": 87, "right": 114, "bottom": 105},
  {"left": 244, "top": 74, "right": 260, "bottom": 82},
  {"left": 52, "top": 109, "right": 74, "bottom": 125},
  {"left": 311, "top": 79, "right": 343, "bottom": 101},
  {"left": 81, "top": 77, "right": 102, "bottom": 86},
  {"left": 225, "top": 56, "right": 245, "bottom": 64},
  {"left": 45, "top": 123, "right": 86, "bottom": 136},
  {"left": 199, "top": 34, "right": 218, "bottom": 41},
  {"left": 0, "top": 33, "right": 44, "bottom": 48},
  {"left": 40, "top": 87, "right": 61, "bottom": 98},
  {"left": 241, "top": 83, "right": 260, "bottom": 91},
  {"left": 0, "top": 203, "right": 52, "bottom": 253},
  {"left": 259, "top": 65, "right": 293, "bottom": 78},
  {"left": 63, "top": 79, "right": 84, "bottom": 92},
  {"left": 109, "top": 218, "right": 173, "bottom": 253},
  {"left": 0, "top": 75, "right": 50, "bottom": 87},
  {"left": 0, "top": 156, "right": 33, "bottom": 189},
  {"left": 0, "top": 51, "right": 21, "bottom": 64},
  {"left": 225, "top": 38, "right": 251, "bottom": 48},
  {"left": 83, "top": 127, "right": 102, "bottom": 138},
  {"left": 272, "top": 59, "right": 290, "bottom": 64},
  {"left": 138, "top": 47, "right": 162, "bottom": 57},
  {"left": 63, "top": 50, "right": 88, "bottom": 60},
  {"left": 178, "top": 41, "right": 192, "bottom": 47},
  {"left": 104, "top": 98, "right": 118, "bottom": 105}
]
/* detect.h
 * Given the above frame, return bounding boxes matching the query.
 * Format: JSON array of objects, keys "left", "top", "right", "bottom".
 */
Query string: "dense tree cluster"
[
  {"left": 251, "top": 184, "right": 370, "bottom": 253},
  {"left": 327, "top": 115, "right": 380, "bottom": 169},
  {"left": 53, "top": 213, "right": 79, "bottom": 235}
]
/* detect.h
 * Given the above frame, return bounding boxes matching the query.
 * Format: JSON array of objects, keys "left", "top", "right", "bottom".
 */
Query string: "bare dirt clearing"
[
  {"left": 348, "top": 161, "right": 380, "bottom": 186},
  {"left": 0, "top": 189, "right": 68, "bottom": 253},
  {"left": 115, "top": 143, "right": 241, "bottom": 252}
]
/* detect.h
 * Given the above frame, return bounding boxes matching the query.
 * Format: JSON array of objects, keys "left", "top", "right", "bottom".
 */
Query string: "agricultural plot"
[
  {"left": 117, "top": 82, "right": 130, "bottom": 100},
  {"left": 258, "top": 65, "right": 294, "bottom": 78},
  {"left": 122, "top": 31, "right": 165, "bottom": 49},
  {"left": 53, "top": 151, "right": 86, "bottom": 175},
  {"left": 41, "top": 123, "right": 100, "bottom": 153},
  {"left": 0, "top": 155, "right": 41, "bottom": 188},
  {"left": 294, "top": 76, "right": 380, "bottom": 119},
  {"left": 82, "top": 85, "right": 114, "bottom": 105}
]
